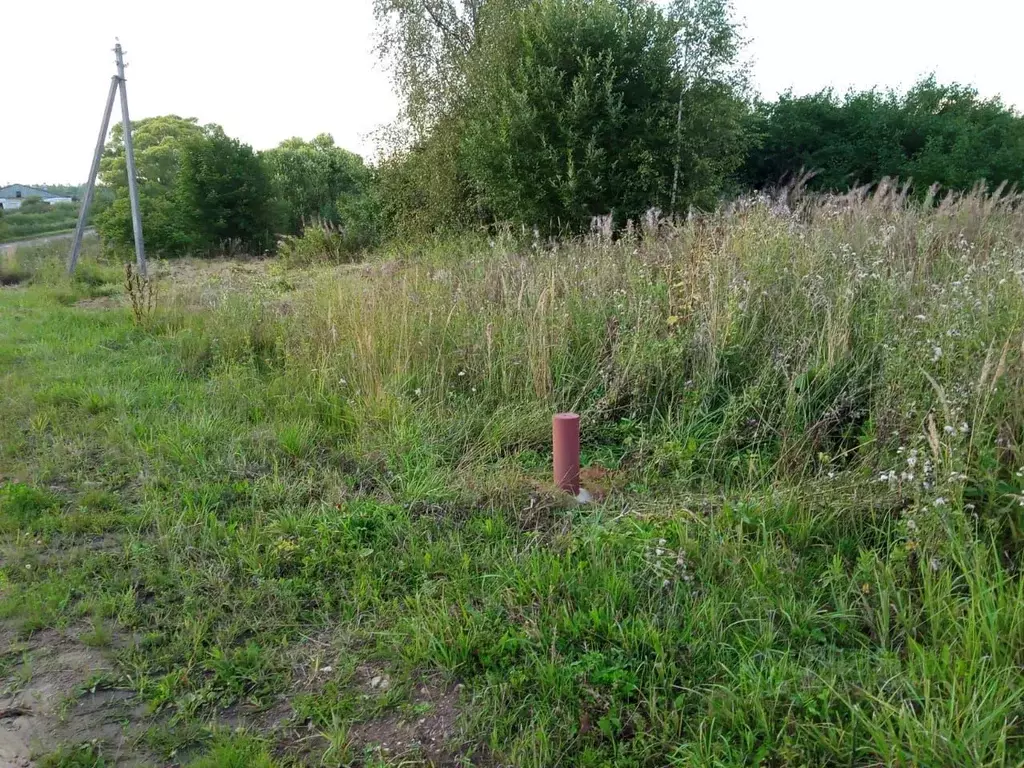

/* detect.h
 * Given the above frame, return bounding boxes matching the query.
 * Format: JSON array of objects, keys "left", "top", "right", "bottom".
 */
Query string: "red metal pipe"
[{"left": 553, "top": 412, "right": 581, "bottom": 495}]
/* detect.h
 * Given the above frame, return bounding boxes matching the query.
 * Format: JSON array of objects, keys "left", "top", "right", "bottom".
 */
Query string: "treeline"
[
  {"left": 95, "top": 0, "right": 1024, "bottom": 256},
  {"left": 741, "top": 77, "right": 1024, "bottom": 193},
  {"left": 95, "top": 118, "right": 373, "bottom": 256}
]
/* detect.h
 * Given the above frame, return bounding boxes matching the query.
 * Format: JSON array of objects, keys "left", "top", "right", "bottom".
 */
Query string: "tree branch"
[{"left": 421, "top": 0, "right": 470, "bottom": 51}]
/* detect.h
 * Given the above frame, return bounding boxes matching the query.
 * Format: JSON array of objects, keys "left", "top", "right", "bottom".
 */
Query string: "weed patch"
[{"left": 2, "top": 193, "right": 1024, "bottom": 765}]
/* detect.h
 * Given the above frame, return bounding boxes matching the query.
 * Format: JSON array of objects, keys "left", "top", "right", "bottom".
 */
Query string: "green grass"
[{"left": 3, "top": 189, "right": 1024, "bottom": 766}]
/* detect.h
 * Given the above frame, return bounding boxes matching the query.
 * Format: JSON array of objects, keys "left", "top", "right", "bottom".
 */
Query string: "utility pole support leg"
[
  {"left": 115, "top": 42, "right": 147, "bottom": 279},
  {"left": 68, "top": 76, "right": 118, "bottom": 275}
]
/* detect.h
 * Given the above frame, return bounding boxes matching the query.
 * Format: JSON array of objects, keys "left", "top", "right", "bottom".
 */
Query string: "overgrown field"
[
  {"left": 2, "top": 189, "right": 1024, "bottom": 766},
  {"left": 0, "top": 203, "right": 80, "bottom": 244}
]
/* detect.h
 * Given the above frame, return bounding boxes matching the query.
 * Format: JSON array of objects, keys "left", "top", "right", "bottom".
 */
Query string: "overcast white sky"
[{"left": 1, "top": 0, "right": 1021, "bottom": 186}]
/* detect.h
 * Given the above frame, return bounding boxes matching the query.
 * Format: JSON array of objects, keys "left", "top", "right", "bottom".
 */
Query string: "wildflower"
[
  {"left": 931, "top": 346, "right": 943, "bottom": 362},
  {"left": 861, "top": 582, "right": 871, "bottom": 595},
  {"left": 934, "top": 497, "right": 947, "bottom": 507},
  {"left": 944, "top": 425, "right": 956, "bottom": 435},
  {"left": 906, "top": 519, "right": 918, "bottom": 532},
  {"left": 414, "top": 388, "right": 422, "bottom": 397},
  {"left": 915, "top": 314, "right": 927, "bottom": 321},
  {"left": 959, "top": 422, "right": 970, "bottom": 434},
  {"left": 458, "top": 371, "right": 466, "bottom": 377},
  {"left": 339, "top": 378, "right": 347, "bottom": 386},
  {"left": 929, "top": 557, "right": 941, "bottom": 572}
]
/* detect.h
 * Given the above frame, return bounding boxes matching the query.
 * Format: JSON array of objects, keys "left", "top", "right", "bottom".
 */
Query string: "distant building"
[{"left": 0, "top": 184, "right": 74, "bottom": 211}]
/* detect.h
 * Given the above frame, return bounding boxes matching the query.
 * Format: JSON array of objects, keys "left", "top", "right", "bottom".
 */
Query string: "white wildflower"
[
  {"left": 934, "top": 497, "right": 948, "bottom": 507},
  {"left": 931, "top": 346, "right": 943, "bottom": 362}
]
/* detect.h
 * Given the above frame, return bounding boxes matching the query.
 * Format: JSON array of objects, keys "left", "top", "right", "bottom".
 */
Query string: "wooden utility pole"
[
  {"left": 68, "top": 41, "right": 147, "bottom": 277},
  {"left": 115, "top": 42, "right": 146, "bottom": 278}
]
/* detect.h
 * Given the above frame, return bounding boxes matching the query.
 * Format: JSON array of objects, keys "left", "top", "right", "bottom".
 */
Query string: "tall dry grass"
[{"left": 273, "top": 186, "right": 1022, "bottom": 505}]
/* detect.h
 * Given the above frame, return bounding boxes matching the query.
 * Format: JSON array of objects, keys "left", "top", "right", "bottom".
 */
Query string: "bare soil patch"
[
  {"left": 0, "top": 626, "right": 148, "bottom": 767},
  {"left": 74, "top": 295, "right": 123, "bottom": 310},
  {"left": 349, "top": 682, "right": 463, "bottom": 766}
]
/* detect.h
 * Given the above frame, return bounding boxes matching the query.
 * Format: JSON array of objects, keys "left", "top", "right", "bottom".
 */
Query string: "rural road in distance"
[{"left": 0, "top": 228, "right": 94, "bottom": 254}]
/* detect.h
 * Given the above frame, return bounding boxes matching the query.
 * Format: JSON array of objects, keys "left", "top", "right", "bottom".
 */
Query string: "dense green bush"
[
  {"left": 277, "top": 220, "right": 362, "bottom": 266},
  {"left": 95, "top": 115, "right": 206, "bottom": 256},
  {"left": 373, "top": 116, "right": 476, "bottom": 242},
  {"left": 741, "top": 77, "right": 1024, "bottom": 193},
  {"left": 176, "top": 128, "right": 275, "bottom": 254},
  {"left": 97, "top": 116, "right": 278, "bottom": 256},
  {"left": 262, "top": 134, "right": 374, "bottom": 238},
  {"left": 373, "top": 0, "right": 750, "bottom": 236},
  {"left": 17, "top": 196, "right": 50, "bottom": 213},
  {"left": 461, "top": 0, "right": 681, "bottom": 230},
  {"left": 95, "top": 118, "right": 374, "bottom": 257}
]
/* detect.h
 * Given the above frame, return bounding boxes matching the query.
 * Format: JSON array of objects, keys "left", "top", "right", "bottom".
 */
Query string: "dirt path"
[{"left": 0, "top": 229, "right": 93, "bottom": 254}]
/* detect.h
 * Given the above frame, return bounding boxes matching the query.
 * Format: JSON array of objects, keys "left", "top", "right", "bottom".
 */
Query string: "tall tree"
[
  {"left": 96, "top": 115, "right": 206, "bottom": 254},
  {"left": 262, "top": 134, "right": 372, "bottom": 235},
  {"left": 461, "top": 0, "right": 682, "bottom": 230},
  {"left": 668, "top": 0, "right": 749, "bottom": 211},
  {"left": 461, "top": 0, "right": 750, "bottom": 230},
  {"left": 373, "top": 0, "right": 522, "bottom": 138},
  {"left": 375, "top": 0, "right": 750, "bottom": 236}
]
